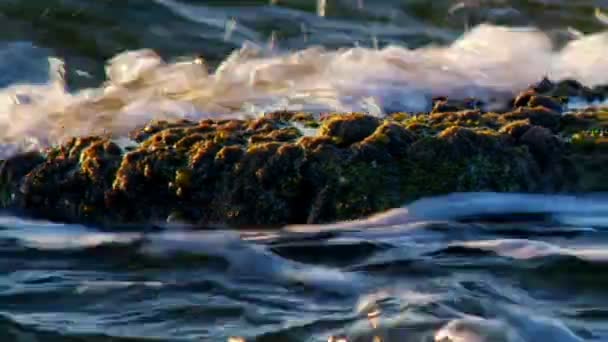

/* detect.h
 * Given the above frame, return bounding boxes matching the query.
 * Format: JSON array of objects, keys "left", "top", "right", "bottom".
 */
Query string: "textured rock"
[{"left": 1, "top": 79, "right": 608, "bottom": 227}]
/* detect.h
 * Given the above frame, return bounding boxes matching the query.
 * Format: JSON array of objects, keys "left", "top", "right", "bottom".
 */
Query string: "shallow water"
[{"left": 1, "top": 1, "right": 608, "bottom": 341}]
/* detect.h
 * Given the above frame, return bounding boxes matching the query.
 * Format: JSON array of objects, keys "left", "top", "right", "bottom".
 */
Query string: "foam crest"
[
  {"left": 0, "top": 25, "right": 608, "bottom": 157},
  {"left": 435, "top": 317, "right": 525, "bottom": 342},
  {"left": 457, "top": 239, "right": 608, "bottom": 262},
  {"left": 0, "top": 220, "right": 141, "bottom": 250},
  {"left": 456, "top": 239, "right": 563, "bottom": 260},
  {"left": 140, "top": 231, "right": 362, "bottom": 293},
  {"left": 406, "top": 192, "right": 608, "bottom": 222},
  {"left": 285, "top": 192, "right": 608, "bottom": 232}
]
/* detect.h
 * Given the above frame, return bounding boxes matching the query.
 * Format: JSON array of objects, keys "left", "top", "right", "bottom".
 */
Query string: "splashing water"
[{"left": 0, "top": 24, "right": 606, "bottom": 158}]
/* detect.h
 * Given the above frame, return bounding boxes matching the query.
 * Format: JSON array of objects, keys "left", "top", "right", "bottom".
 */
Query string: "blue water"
[{"left": 1, "top": 1, "right": 608, "bottom": 341}]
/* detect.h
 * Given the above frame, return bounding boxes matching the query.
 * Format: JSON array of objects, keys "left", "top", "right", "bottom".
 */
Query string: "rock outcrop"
[{"left": 1, "top": 78, "right": 607, "bottom": 227}]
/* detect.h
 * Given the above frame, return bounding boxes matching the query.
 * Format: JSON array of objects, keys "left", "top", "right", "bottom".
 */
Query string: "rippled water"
[
  {"left": 2, "top": 193, "right": 608, "bottom": 341},
  {"left": 1, "top": 1, "right": 608, "bottom": 341}
]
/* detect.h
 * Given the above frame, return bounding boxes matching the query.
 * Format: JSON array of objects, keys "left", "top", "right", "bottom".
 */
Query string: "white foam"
[
  {"left": 0, "top": 215, "right": 144, "bottom": 250},
  {"left": 456, "top": 239, "right": 608, "bottom": 262},
  {"left": 405, "top": 192, "right": 608, "bottom": 221},
  {"left": 0, "top": 25, "right": 607, "bottom": 158},
  {"left": 435, "top": 317, "right": 525, "bottom": 342},
  {"left": 0, "top": 225, "right": 141, "bottom": 251},
  {"left": 455, "top": 239, "right": 562, "bottom": 260},
  {"left": 0, "top": 222, "right": 362, "bottom": 293}
]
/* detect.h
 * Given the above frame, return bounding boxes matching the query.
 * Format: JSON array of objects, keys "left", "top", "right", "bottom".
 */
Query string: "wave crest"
[{"left": 0, "top": 24, "right": 607, "bottom": 157}]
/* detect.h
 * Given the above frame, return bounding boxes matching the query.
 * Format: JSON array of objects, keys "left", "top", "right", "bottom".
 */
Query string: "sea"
[{"left": 1, "top": 0, "right": 608, "bottom": 341}]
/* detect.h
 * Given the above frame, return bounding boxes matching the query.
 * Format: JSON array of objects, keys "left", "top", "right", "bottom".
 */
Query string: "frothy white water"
[{"left": 1, "top": 24, "right": 608, "bottom": 158}]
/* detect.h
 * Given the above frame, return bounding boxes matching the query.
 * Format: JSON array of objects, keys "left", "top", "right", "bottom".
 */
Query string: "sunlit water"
[{"left": 1, "top": 1, "right": 608, "bottom": 341}]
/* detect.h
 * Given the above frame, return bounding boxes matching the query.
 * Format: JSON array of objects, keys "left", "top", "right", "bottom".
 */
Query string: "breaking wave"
[{"left": 0, "top": 23, "right": 607, "bottom": 158}]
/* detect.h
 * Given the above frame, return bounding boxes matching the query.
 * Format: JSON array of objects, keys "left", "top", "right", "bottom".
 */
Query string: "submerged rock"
[{"left": 1, "top": 80, "right": 608, "bottom": 227}]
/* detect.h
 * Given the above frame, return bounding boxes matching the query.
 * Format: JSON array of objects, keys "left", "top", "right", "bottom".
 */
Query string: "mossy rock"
[
  {"left": 1, "top": 82, "right": 608, "bottom": 227},
  {"left": 503, "top": 106, "right": 561, "bottom": 132},
  {"left": 401, "top": 127, "right": 539, "bottom": 198},
  {"left": 320, "top": 113, "right": 380, "bottom": 146}
]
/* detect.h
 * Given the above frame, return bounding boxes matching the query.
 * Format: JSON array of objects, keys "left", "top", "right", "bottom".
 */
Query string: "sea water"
[{"left": 0, "top": 1, "right": 607, "bottom": 341}]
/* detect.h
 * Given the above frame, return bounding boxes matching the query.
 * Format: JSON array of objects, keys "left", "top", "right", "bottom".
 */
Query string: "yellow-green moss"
[
  {"left": 320, "top": 113, "right": 380, "bottom": 146},
  {"left": 569, "top": 129, "right": 608, "bottom": 152},
  {"left": 2, "top": 99, "right": 608, "bottom": 226}
]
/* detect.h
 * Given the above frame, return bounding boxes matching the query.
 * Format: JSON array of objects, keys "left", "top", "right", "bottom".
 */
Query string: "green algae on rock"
[{"left": 1, "top": 79, "right": 608, "bottom": 227}]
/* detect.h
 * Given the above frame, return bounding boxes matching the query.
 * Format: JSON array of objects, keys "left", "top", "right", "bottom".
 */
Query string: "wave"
[
  {"left": 0, "top": 313, "right": 153, "bottom": 341},
  {"left": 285, "top": 192, "right": 608, "bottom": 232},
  {"left": 448, "top": 239, "right": 608, "bottom": 262},
  {"left": 2, "top": 192, "right": 608, "bottom": 291},
  {"left": 345, "top": 287, "right": 585, "bottom": 342},
  {"left": 0, "top": 221, "right": 363, "bottom": 295},
  {"left": 3, "top": 192, "right": 607, "bottom": 247},
  {"left": 0, "top": 23, "right": 607, "bottom": 158},
  {"left": 1, "top": 191, "right": 607, "bottom": 341}
]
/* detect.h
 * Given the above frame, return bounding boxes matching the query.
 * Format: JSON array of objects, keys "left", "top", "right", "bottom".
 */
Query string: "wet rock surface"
[{"left": 1, "top": 79, "right": 608, "bottom": 227}]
